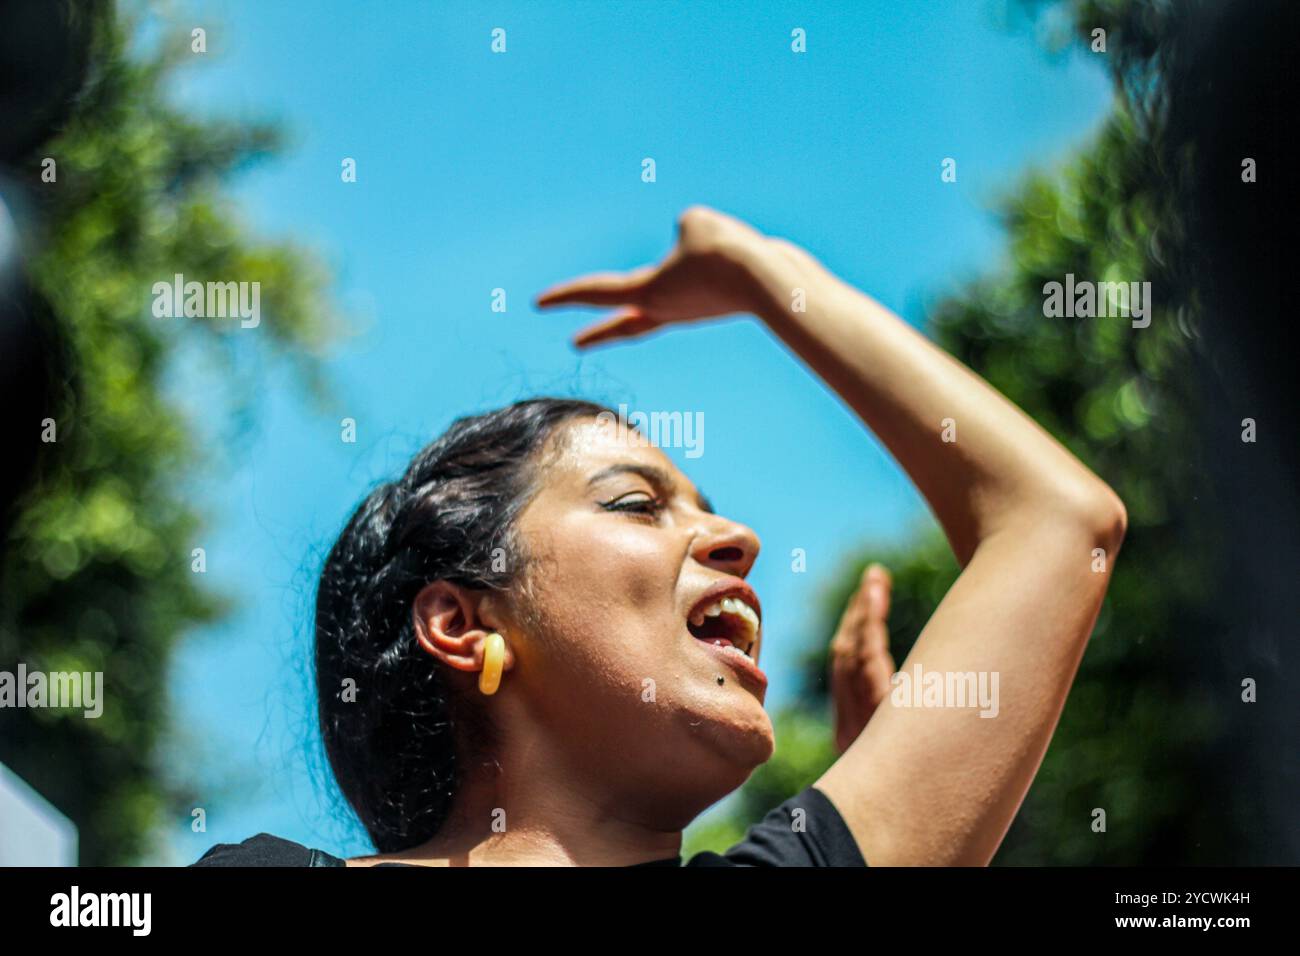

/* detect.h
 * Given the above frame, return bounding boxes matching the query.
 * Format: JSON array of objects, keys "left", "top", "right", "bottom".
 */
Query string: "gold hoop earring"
[{"left": 479, "top": 632, "right": 506, "bottom": 696}]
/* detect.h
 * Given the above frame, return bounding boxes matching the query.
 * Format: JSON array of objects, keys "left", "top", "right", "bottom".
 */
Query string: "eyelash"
[{"left": 601, "top": 494, "right": 664, "bottom": 519}]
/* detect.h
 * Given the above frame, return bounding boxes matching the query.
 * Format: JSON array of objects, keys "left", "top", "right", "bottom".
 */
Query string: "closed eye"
[{"left": 601, "top": 493, "right": 664, "bottom": 519}]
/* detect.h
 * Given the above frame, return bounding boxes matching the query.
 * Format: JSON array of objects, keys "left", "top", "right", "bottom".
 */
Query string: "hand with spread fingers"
[
  {"left": 829, "top": 564, "right": 895, "bottom": 755},
  {"left": 533, "top": 205, "right": 777, "bottom": 347}
]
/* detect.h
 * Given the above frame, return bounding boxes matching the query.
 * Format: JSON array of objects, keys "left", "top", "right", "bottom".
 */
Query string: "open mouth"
[{"left": 687, "top": 595, "right": 760, "bottom": 660}]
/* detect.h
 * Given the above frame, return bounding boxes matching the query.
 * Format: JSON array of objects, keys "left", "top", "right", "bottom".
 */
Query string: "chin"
[
  {"left": 693, "top": 702, "right": 776, "bottom": 775},
  {"left": 647, "top": 712, "right": 776, "bottom": 825},
  {"left": 742, "top": 713, "right": 777, "bottom": 766}
]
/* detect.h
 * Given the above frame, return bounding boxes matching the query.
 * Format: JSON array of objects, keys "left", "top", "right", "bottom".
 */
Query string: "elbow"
[
  {"left": 1071, "top": 480, "right": 1128, "bottom": 557},
  {"left": 1023, "top": 476, "right": 1127, "bottom": 558}
]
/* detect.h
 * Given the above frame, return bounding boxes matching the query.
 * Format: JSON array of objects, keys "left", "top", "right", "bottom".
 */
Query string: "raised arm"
[
  {"left": 745, "top": 224, "right": 1125, "bottom": 866},
  {"left": 536, "top": 206, "right": 1127, "bottom": 865}
]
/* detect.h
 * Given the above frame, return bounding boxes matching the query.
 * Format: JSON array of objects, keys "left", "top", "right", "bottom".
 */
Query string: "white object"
[{"left": 0, "top": 762, "right": 78, "bottom": 866}]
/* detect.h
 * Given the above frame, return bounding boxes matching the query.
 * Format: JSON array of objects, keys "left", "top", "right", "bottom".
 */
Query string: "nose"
[{"left": 690, "top": 513, "right": 760, "bottom": 578}]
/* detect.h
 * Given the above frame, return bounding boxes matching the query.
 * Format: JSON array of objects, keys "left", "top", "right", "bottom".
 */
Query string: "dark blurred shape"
[
  {"left": 1158, "top": 0, "right": 1300, "bottom": 864},
  {"left": 0, "top": 1, "right": 106, "bottom": 544},
  {"left": 0, "top": 209, "right": 73, "bottom": 545},
  {"left": 0, "top": 1, "right": 101, "bottom": 160}
]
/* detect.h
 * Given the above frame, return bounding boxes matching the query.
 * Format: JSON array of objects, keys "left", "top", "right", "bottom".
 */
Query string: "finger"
[
  {"left": 830, "top": 637, "right": 866, "bottom": 693},
  {"left": 831, "top": 665, "right": 866, "bottom": 730},
  {"left": 829, "top": 612, "right": 864, "bottom": 663},
  {"left": 844, "top": 565, "right": 877, "bottom": 636},
  {"left": 865, "top": 576, "right": 892, "bottom": 651},
  {"left": 572, "top": 309, "right": 662, "bottom": 348},
  {"left": 830, "top": 568, "right": 873, "bottom": 664},
  {"left": 535, "top": 267, "right": 655, "bottom": 308},
  {"left": 863, "top": 649, "right": 896, "bottom": 701},
  {"left": 865, "top": 563, "right": 892, "bottom": 622},
  {"left": 838, "top": 565, "right": 873, "bottom": 629}
]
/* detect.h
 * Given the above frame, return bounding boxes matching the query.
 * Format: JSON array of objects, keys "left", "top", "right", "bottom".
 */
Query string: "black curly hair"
[{"left": 314, "top": 397, "right": 613, "bottom": 853}]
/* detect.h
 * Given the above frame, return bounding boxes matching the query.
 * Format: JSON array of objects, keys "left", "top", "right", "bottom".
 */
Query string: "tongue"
[{"left": 699, "top": 636, "right": 735, "bottom": 648}]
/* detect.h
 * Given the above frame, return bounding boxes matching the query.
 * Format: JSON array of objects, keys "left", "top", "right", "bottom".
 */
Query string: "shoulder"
[
  {"left": 190, "top": 833, "right": 345, "bottom": 867},
  {"left": 685, "top": 785, "right": 868, "bottom": 867}
]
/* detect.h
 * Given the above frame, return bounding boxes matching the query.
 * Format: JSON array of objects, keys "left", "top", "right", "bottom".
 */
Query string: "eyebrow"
[{"left": 586, "top": 463, "right": 714, "bottom": 514}]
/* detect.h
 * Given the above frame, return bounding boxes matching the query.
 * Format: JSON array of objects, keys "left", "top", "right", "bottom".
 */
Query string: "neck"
[{"left": 365, "top": 723, "right": 687, "bottom": 867}]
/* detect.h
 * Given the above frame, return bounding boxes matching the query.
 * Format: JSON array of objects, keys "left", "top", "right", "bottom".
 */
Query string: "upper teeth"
[{"left": 691, "top": 596, "right": 760, "bottom": 653}]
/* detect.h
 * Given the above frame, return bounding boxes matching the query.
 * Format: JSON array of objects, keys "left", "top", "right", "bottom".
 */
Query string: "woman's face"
[{"left": 500, "top": 416, "right": 774, "bottom": 817}]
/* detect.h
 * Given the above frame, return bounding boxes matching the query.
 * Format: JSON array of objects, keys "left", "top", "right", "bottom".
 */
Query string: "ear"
[{"left": 412, "top": 580, "right": 514, "bottom": 676}]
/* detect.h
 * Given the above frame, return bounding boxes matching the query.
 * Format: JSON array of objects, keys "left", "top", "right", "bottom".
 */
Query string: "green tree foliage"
[
  {"left": 688, "top": 0, "right": 1246, "bottom": 864},
  {"left": 0, "top": 7, "right": 339, "bottom": 864}
]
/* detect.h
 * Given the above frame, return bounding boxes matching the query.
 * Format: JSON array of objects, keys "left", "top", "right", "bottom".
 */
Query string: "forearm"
[{"left": 738, "top": 238, "right": 1124, "bottom": 562}]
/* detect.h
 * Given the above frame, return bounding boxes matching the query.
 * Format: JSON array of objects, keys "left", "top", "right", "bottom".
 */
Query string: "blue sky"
[{"left": 156, "top": 0, "right": 1112, "bottom": 864}]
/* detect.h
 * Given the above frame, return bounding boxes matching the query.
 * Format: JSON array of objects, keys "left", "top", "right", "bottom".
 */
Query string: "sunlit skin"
[
  {"left": 348, "top": 419, "right": 776, "bottom": 866},
  {"left": 349, "top": 205, "right": 1127, "bottom": 866},
  {"left": 498, "top": 419, "right": 775, "bottom": 783}
]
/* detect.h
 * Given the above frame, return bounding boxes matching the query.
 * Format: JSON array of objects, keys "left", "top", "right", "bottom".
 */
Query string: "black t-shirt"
[{"left": 190, "top": 784, "right": 866, "bottom": 867}]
